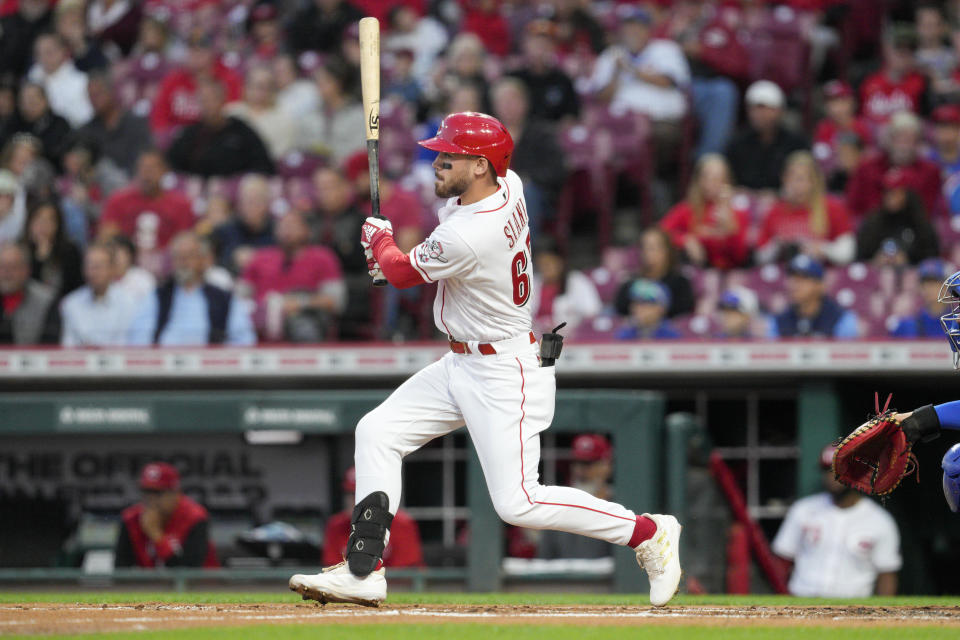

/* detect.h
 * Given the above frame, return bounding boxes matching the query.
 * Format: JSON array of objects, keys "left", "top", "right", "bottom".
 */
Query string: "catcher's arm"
[{"left": 897, "top": 404, "right": 942, "bottom": 444}]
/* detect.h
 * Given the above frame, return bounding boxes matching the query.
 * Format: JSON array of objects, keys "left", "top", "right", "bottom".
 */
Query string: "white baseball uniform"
[
  {"left": 354, "top": 169, "right": 639, "bottom": 546},
  {"left": 772, "top": 492, "right": 902, "bottom": 597}
]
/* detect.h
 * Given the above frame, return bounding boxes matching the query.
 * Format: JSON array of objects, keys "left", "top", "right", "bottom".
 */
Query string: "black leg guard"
[{"left": 346, "top": 491, "right": 394, "bottom": 577}]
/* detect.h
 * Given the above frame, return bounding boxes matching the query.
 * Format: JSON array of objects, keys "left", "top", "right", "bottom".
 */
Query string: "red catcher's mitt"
[{"left": 832, "top": 393, "right": 918, "bottom": 496}]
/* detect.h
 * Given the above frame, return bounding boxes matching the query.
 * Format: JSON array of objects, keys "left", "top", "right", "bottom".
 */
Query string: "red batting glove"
[{"left": 360, "top": 217, "right": 394, "bottom": 252}]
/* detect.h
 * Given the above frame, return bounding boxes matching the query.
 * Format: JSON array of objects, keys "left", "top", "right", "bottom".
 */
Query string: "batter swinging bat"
[{"left": 359, "top": 17, "right": 387, "bottom": 287}]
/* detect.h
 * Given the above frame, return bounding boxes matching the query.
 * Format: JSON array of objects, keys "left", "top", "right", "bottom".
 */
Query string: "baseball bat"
[{"left": 359, "top": 16, "right": 387, "bottom": 287}]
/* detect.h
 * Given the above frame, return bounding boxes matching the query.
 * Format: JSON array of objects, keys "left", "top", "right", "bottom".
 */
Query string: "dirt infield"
[{"left": 2, "top": 602, "right": 959, "bottom": 635}]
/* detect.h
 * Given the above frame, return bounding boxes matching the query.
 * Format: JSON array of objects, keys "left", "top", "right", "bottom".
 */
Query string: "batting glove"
[
  {"left": 365, "top": 247, "right": 383, "bottom": 280},
  {"left": 360, "top": 217, "right": 393, "bottom": 250}
]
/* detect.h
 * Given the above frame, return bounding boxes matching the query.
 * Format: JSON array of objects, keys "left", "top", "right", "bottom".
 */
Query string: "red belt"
[{"left": 449, "top": 332, "right": 536, "bottom": 355}]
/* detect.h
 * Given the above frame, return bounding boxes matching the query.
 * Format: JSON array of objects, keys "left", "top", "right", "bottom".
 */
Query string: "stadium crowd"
[{"left": 1, "top": 0, "right": 959, "bottom": 345}]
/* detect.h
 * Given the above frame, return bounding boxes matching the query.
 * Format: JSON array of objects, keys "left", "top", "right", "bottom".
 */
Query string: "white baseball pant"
[{"left": 353, "top": 338, "right": 638, "bottom": 546}]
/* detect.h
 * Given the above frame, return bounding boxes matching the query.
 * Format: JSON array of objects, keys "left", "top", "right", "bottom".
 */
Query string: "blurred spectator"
[
  {"left": 75, "top": 70, "right": 154, "bottom": 179},
  {"left": 56, "top": 138, "right": 106, "bottom": 246},
  {"left": 716, "top": 286, "right": 773, "bottom": 339},
  {"left": 149, "top": 30, "right": 243, "bottom": 141},
  {"left": 614, "top": 278, "right": 680, "bottom": 340},
  {"left": 21, "top": 200, "right": 82, "bottom": 299},
  {"left": 55, "top": 0, "right": 108, "bottom": 73},
  {"left": 827, "top": 132, "right": 865, "bottom": 194},
  {"left": 859, "top": 29, "right": 927, "bottom": 126},
  {"left": 6, "top": 82, "right": 71, "bottom": 167},
  {"left": 726, "top": 80, "right": 809, "bottom": 192},
  {"left": 384, "top": 4, "right": 448, "bottom": 86},
  {"left": 508, "top": 21, "right": 579, "bottom": 123},
  {"left": 0, "top": 170, "right": 24, "bottom": 243},
  {"left": 273, "top": 54, "right": 321, "bottom": 120},
  {"left": 915, "top": 2, "right": 954, "bottom": 84},
  {"left": 240, "top": 210, "right": 345, "bottom": 342},
  {"left": 247, "top": 2, "right": 283, "bottom": 61},
  {"left": 86, "top": 0, "right": 142, "bottom": 56},
  {"left": 856, "top": 170, "right": 939, "bottom": 266},
  {"left": 0, "top": 0, "right": 53, "bottom": 78},
  {"left": 128, "top": 231, "right": 255, "bottom": 346},
  {"left": 491, "top": 77, "right": 565, "bottom": 233},
  {"left": 287, "top": 0, "right": 364, "bottom": 55},
  {"left": 660, "top": 154, "right": 750, "bottom": 269},
  {"left": 813, "top": 81, "right": 872, "bottom": 176},
  {"left": 0, "top": 242, "right": 60, "bottom": 344},
  {"left": 772, "top": 445, "right": 899, "bottom": 597},
  {"left": 383, "top": 49, "right": 424, "bottom": 112},
  {"left": 431, "top": 33, "right": 491, "bottom": 114},
  {"left": 98, "top": 149, "right": 193, "bottom": 270},
  {"left": 211, "top": 174, "right": 275, "bottom": 274},
  {"left": 772, "top": 254, "right": 859, "bottom": 339},
  {"left": 345, "top": 152, "right": 422, "bottom": 253},
  {"left": 889, "top": 258, "right": 951, "bottom": 338},
  {"left": 225, "top": 64, "right": 297, "bottom": 160},
  {"left": 345, "top": 151, "right": 426, "bottom": 339},
  {"left": 589, "top": 7, "right": 690, "bottom": 162},
  {"left": 926, "top": 104, "right": 960, "bottom": 178},
  {"left": 537, "top": 434, "right": 614, "bottom": 559},
  {"left": 114, "top": 462, "right": 219, "bottom": 569},
  {"left": 166, "top": 77, "right": 275, "bottom": 177},
  {"left": 531, "top": 237, "right": 602, "bottom": 334},
  {"left": 27, "top": 32, "right": 93, "bottom": 128},
  {"left": 462, "top": 0, "right": 511, "bottom": 57},
  {"left": 322, "top": 466, "right": 424, "bottom": 568},
  {"left": 846, "top": 111, "right": 942, "bottom": 218},
  {"left": 550, "top": 0, "right": 605, "bottom": 56},
  {"left": 615, "top": 227, "right": 695, "bottom": 319},
  {"left": 60, "top": 242, "right": 136, "bottom": 346},
  {"left": 756, "top": 151, "right": 855, "bottom": 265},
  {"left": 665, "top": 0, "right": 747, "bottom": 156},
  {"left": 199, "top": 234, "right": 234, "bottom": 292},
  {"left": 110, "top": 234, "right": 155, "bottom": 301},
  {"left": 298, "top": 57, "right": 365, "bottom": 163},
  {"left": 309, "top": 166, "right": 370, "bottom": 338}
]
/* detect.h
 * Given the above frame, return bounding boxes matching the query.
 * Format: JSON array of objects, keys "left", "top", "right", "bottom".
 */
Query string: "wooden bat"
[{"left": 359, "top": 16, "right": 387, "bottom": 287}]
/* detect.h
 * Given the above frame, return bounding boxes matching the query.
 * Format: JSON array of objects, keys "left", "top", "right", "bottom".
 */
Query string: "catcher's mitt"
[{"left": 832, "top": 393, "right": 919, "bottom": 496}]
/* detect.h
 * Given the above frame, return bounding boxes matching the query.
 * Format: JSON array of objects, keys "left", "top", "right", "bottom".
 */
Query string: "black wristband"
[{"left": 901, "top": 404, "right": 941, "bottom": 444}]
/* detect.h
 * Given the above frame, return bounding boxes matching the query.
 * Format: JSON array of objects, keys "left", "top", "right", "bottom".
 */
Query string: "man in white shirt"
[
  {"left": 773, "top": 445, "right": 902, "bottom": 597},
  {"left": 589, "top": 7, "right": 690, "bottom": 123},
  {"left": 28, "top": 32, "right": 93, "bottom": 128},
  {"left": 61, "top": 243, "right": 137, "bottom": 346}
]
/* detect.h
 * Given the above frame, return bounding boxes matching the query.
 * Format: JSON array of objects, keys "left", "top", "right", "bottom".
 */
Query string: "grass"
[
  {"left": 1, "top": 591, "right": 959, "bottom": 607},
  {"left": 7, "top": 625, "right": 960, "bottom": 640}
]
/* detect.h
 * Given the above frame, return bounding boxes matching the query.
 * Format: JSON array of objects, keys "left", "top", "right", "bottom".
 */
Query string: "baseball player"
[
  {"left": 289, "top": 112, "right": 682, "bottom": 607},
  {"left": 846, "top": 268, "right": 960, "bottom": 510}
]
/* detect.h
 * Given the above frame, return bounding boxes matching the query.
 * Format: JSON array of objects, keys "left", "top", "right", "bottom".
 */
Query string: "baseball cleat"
[
  {"left": 289, "top": 561, "right": 387, "bottom": 607},
  {"left": 634, "top": 513, "right": 682, "bottom": 607}
]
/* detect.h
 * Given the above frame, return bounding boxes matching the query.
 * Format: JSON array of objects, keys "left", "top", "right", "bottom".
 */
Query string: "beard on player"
[{"left": 434, "top": 169, "right": 471, "bottom": 198}]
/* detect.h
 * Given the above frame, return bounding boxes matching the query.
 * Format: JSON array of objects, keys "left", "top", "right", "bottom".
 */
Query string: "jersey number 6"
[{"left": 511, "top": 250, "right": 530, "bottom": 306}]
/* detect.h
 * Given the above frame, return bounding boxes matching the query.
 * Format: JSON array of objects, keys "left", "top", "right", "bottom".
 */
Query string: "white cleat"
[
  {"left": 289, "top": 561, "right": 387, "bottom": 607},
  {"left": 634, "top": 513, "right": 682, "bottom": 607}
]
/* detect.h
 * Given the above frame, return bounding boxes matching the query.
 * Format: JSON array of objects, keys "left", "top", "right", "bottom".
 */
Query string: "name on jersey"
[{"left": 503, "top": 200, "right": 529, "bottom": 249}]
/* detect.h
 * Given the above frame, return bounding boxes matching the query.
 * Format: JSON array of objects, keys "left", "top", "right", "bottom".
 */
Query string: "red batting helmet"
[{"left": 418, "top": 112, "right": 513, "bottom": 177}]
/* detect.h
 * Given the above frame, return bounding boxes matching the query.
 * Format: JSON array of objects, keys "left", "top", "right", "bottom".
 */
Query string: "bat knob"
[{"left": 372, "top": 278, "right": 388, "bottom": 288}]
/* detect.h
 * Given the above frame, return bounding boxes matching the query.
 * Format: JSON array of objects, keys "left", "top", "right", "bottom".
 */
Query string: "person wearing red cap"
[
  {"left": 856, "top": 168, "right": 939, "bottom": 266},
  {"left": 812, "top": 81, "right": 872, "bottom": 175},
  {"left": 772, "top": 444, "right": 900, "bottom": 597},
  {"left": 290, "top": 111, "right": 683, "bottom": 608},
  {"left": 321, "top": 467, "right": 423, "bottom": 568},
  {"left": 114, "top": 462, "right": 219, "bottom": 568}
]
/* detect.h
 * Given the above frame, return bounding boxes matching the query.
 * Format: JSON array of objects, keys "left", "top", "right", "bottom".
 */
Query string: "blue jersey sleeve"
[{"left": 934, "top": 401, "right": 960, "bottom": 431}]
